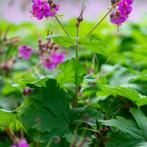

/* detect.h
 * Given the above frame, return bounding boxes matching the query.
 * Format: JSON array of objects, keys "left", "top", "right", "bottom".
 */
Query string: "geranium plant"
[{"left": 1, "top": 0, "right": 147, "bottom": 147}]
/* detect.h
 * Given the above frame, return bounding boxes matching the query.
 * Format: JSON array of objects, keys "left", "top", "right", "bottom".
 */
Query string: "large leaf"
[
  {"left": 19, "top": 79, "right": 71, "bottom": 142},
  {"left": 96, "top": 85, "right": 147, "bottom": 106}
]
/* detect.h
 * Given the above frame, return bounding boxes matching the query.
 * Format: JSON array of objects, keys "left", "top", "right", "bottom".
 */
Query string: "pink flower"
[
  {"left": 18, "top": 45, "right": 33, "bottom": 60},
  {"left": 126, "top": 0, "right": 133, "bottom": 4},
  {"left": 110, "top": 0, "right": 133, "bottom": 25},
  {"left": 49, "top": 51, "right": 65, "bottom": 64},
  {"left": 42, "top": 58, "right": 56, "bottom": 70},
  {"left": 17, "top": 139, "right": 29, "bottom": 147},
  {"left": 10, "top": 138, "right": 29, "bottom": 147},
  {"left": 31, "top": 0, "right": 59, "bottom": 20},
  {"left": 42, "top": 51, "right": 65, "bottom": 70}
]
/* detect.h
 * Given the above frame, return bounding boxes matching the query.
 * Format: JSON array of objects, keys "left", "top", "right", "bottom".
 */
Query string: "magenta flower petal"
[
  {"left": 17, "top": 139, "right": 29, "bottom": 147},
  {"left": 42, "top": 58, "right": 56, "bottom": 70},
  {"left": 110, "top": 0, "right": 133, "bottom": 25},
  {"left": 18, "top": 45, "right": 33, "bottom": 60},
  {"left": 50, "top": 51, "right": 65, "bottom": 64},
  {"left": 31, "top": 0, "right": 59, "bottom": 20},
  {"left": 126, "top": 0, "right": 133, "bottom": 4},
  {"left": 42, "top": 51, "right": 65, "bottom": 70}
]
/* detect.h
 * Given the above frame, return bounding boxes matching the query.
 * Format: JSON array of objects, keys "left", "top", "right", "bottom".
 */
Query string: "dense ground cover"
[{"left": 0, "top": 0, "right": 147, "bottom": 147}]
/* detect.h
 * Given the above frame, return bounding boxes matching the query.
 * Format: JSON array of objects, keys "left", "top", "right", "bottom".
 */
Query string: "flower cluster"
[
  {"left": 31, "top": 0, "right": 59, "bottom": 20},
  {"left": 38, "top": 38, "right": 65, "bottom": 70},
  {"left": 18, "top": 38, "right": 65, "bottom": 70},
  {"left": 110, "top": 0, "right": 133, "bottom": 25},
  {"left": 10, "top": 138, "right": 29, "bottom": 147},
  {"left": 18, "top": 45, "right": 33, "bottom": 60}
]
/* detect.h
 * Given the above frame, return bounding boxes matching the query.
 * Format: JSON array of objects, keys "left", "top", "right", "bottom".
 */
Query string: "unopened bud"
[{"left": 23, "top": 87, "right": 32, "bottom": 96}]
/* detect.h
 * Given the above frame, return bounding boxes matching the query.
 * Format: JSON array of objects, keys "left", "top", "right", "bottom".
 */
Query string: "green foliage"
[
  {"left": 96, "top": 85, "right": 147, "bottom": 106},
  {"left": 56, "top": 59, "right": 86, "bottom": 87},
  {"left": 100, "top": 109, "right": 147, "bottom": 147},
  {"left": 51, "top": 35, "right": 74, "bottom": 48},
  {"left": 0, "top": 16, "right": 147, "bottom": 147},
  {"left": 0, "top": 110, "right": 16, "bottom": 128},
  {"left": 79, "top": 37, "right": 107, "bottom": 55},
  {"left": 19, "top": 79, "right": 71, "bottom": 142}
]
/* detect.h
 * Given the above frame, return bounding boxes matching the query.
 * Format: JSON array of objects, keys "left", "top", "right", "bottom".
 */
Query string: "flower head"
[
  {"left": 110, "top": 0, "right": 133, "bottom": 25},
  {"left": 18, "top": 45, "right": 33, "bottom": 60},
  {"left": 31, "top": 0, "right": 59, "bottom": 20},
  {"left": 42, "top": 51, "right": 65, "bottom": 70}
]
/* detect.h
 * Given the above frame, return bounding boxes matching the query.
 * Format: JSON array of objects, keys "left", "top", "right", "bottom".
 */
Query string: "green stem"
[
  {"left": 72, "top": 0, "right": 86, "bottom": 107},
  {"left": 87, "top": 6, "right": 115, "bottom": 36},
  {"left": 73, "top": 27, "right": 79, "bottom": 107},
  {"left": 54, "top": 15, "right": 70, "bottom": 37}
]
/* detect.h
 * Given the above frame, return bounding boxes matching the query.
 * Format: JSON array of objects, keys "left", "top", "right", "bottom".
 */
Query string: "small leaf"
[{"left": 0, "top": 109, "right": 16, "bottom": 127}]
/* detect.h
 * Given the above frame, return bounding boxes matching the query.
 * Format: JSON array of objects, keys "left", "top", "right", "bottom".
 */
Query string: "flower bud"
[{"left": 23, "top": 87, "right": 32, "bottom": 96}]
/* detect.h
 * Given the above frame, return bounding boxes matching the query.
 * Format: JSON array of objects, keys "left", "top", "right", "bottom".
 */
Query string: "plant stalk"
[
  {"left": 87, "top": 6, "right": 115, "bottom": 36},
  {"left": 72, "top": 0, "right": 86, "bottom": 107},
  {"left": 54, "top": 15, "right": 70, "bottom": 37},
  {"left": 72, "top": 27, "right": 79, "bottom": 107},
  {"left": 74, "top": 26, "right": 80, "bottom": 107}
]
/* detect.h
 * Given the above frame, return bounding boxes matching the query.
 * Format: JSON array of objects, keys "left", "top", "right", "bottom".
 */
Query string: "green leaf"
[
  {"left": 79, "top": 37, "right": 106, "bottom": 55},
  {"left": 101, "top": 108, "right": 147, "bottom": 147},
  {"left": 0, "top": 109, "right": 16, "bottom": 127},
  {"left": 50, "top": 35, "right": 74, "bottom": 47},
  {"left": 96, "top": 85, "right": 147, "bottom": 106},
  {"left": 56, "top": 59, "right": 86, "bottom": 87},
  {"left": 100, "top": 116, "right": 143, "bottom": 139},
  {"left": 130, "top": 108, "right": 147, "bottom": 139},
  {"left": 12, "top": 71, "right": 38, "bottom": 88},
  {"left": 19, "top": 79, "right": 71, "bottom": 142},
  {"left": 106, "top": 134, "right": 144, "bottom": 147}
]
